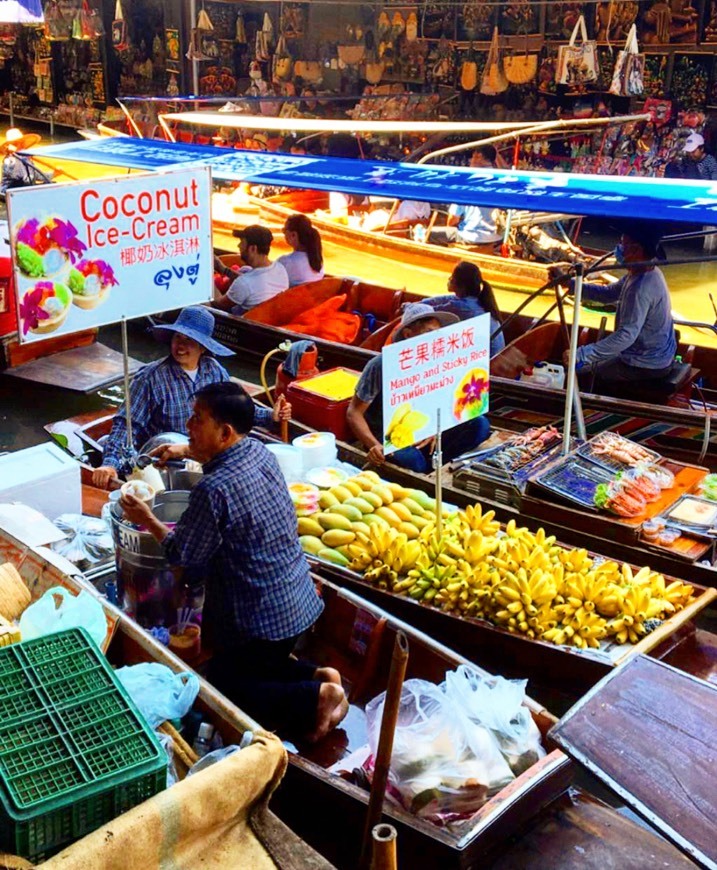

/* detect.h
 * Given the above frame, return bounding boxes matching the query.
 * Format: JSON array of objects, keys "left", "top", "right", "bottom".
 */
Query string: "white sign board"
[
  {"left": 8, "top": 166, "right": 213, "bottom": 343},
  {"left": 381, "top": 313, "right": 490, "bottom": 454}
]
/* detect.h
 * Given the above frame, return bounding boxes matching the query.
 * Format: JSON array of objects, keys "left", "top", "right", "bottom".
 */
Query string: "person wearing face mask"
[
  {"left": 92, "top": 307, "right": 290, "bottom": 488},
  {"left": 549, "top": 226, "right": 676, "bottom": 393},
  {"left": 347, "top": 303, "right": 491, "bottom": 472}
]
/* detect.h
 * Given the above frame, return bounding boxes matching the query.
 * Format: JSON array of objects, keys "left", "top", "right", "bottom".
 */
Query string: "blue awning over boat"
[{"left": 28, "top": 137, "right": 717, "bottom": 225}]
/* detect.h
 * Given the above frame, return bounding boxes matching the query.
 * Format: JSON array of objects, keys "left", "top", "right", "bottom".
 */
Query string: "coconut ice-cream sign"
[{"left": 7, "top": 166, "right": 213, "bottom": 343}]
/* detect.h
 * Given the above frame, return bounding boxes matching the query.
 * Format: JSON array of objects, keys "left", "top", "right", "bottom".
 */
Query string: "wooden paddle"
[{"left": 359, "top": 631, "right": 409, "bottom": 870}]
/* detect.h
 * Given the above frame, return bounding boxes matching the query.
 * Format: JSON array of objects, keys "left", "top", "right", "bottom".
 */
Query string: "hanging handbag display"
[
  {"left": 460, "top": 44, "right": 478, "bottom": 91},
  {"left": 111, "top": 0, "right": 128, "bottom": 51},
  {"left": 608, "top": 24, "right": 644, "bottom": 96},
  {"left": 480, "top": 27, "right": 508, "bottom": 95},
  {"left": 555, "top": 15, "right": 598, "bottom": 87},
  {"left": 273, "top": 35, "right": 293, "bottom": 81},
  {"left": 187, "top": 8, "right": 218, "bottom": 62},
  {"left": 44, "top": 0, "right": 71, "bottom": 41},
  {"left": 294, "top": 60, "right": 322, "bottom": 83},
  {"left": 504, "top": 34, "right": 538, "bottom": 84}
]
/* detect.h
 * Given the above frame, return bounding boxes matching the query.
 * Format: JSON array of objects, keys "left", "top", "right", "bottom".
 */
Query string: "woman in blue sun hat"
[{"left": 93, "top": 306, "right": 289, "bottom": 487}]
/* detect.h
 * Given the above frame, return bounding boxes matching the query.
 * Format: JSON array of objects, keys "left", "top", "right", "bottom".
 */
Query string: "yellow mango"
[
  {"left": 352, "top": 521, "right": 371, "bottom": 536},
  {"left": 399, "top": 497, "right": 425, "bottom": 516},
  {"left": 371, "top": 484, "right": 394, "bottom": 505},
  {"left": 364, "top": 514, "right": 390, "bottom": 529},
  {"left": 321, "top": 528, "right": 356, "bottom": 548},
  {"left": 386, "top": 482, "right": 409, "bottom": 499},
  {"left": 344, "top": 496, "right": 374, "bottom": 515},
  {"left": 297, "top": 517, "right": 325, "bottom": 538},
  {"left": 318, "top": 547, "right": 350, "bottom": 567},
  {"left": 376, "top": 506, "right": 401, "bottom": 528},
  {"left": 398, "top": 521, "right": 420, "bottom": 540},
  {"left": 360, "top": 491, "right": 383, "bottom": 510},
  {"left": 342, "top": 480, "right": 363, "bottom": 497},
  {"left": 299, "top": 535, "right": 324, "bottom": 556},
  {"left": 390, "top": 502, "right": 413, "bottom": 523},
  {"left": 318, "top": 491, "right": 340, "bottom": 510},
  {"left": 316, "top": 512, "right": 354, "bottom": 532},
  {"left": 329, "top": 485, "right": 353, "bottom": 503},
  {"left": 359, "top": 470, "right": 381, "bottom": 484},
  {"left": 353, "top": 474, "right": 379, "bottom": 490},
  {"left": 331, "top": 503, "right": 364, "bottom": 523}
]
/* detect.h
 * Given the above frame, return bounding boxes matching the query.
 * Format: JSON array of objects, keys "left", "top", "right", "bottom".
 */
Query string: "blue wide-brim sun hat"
[{"left": 153, "top": 306, "right": 234, "bottom": 357}]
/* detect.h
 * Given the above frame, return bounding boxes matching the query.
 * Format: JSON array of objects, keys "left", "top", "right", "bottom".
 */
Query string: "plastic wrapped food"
[
  {"left": 52, "top": 514, "right": 114, "bottom": 566},
  {"left": 365, "top": 679, "right": 514, "bottom": 824},
  {"left": 594, "top": 480, "right": 647, "bottom": 517}
]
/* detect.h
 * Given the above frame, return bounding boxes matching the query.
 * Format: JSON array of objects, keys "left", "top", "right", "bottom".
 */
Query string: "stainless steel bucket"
[{"left": 109, "top": 491, "right": 200, "bottom": 628}]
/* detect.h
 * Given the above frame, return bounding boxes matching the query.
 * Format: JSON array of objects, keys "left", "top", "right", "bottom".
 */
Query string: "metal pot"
[{"left": 139, "top": 432, "right": 189, "bottom": 455}]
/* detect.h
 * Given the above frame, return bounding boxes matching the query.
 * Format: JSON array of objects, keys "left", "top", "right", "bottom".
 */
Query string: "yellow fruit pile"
[{"left": 299, "top": 483, "right": 694, "bottom": 650}]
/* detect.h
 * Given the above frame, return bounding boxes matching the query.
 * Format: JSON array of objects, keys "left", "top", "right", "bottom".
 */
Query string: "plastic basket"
[{"left": 0, "top": 628, "right": 166, "bottom": 862}]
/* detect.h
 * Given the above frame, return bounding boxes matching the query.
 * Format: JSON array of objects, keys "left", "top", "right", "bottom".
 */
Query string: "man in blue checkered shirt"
[
  {"left": 120, "top": 381, "right": 348, "bottom": 743},
  {"left": 93, "top": 306, "right": 290, "bottom": 488}
]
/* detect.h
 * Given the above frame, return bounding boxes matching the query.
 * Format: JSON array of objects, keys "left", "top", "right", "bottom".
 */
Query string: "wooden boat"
[
  {"left": 0, "top": 527, "right": 330, "bottom": 870},
  {"left": 1, "top": 525, "right": 707, "bottom": 870}
]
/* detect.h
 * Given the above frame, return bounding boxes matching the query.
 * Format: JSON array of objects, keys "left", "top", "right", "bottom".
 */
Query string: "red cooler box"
[{"left": 286, "top": 367, "right": 361, "bottom": 442}]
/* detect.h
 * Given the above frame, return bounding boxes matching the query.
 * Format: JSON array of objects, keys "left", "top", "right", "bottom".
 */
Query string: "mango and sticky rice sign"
[
  {"left": 381, "top": 313, "right": 490, "bottom": 454},
  {"left": 7, "top": 166, "right": 212, "bottom": 343}
]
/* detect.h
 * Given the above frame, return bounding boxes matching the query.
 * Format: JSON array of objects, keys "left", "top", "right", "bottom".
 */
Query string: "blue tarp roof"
[{"left": 28, "top": 137, "right": 717, "bottom": 225}]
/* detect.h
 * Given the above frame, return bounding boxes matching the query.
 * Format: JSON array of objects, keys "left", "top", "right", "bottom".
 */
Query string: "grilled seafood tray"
[
  {"left": 532, "top": 455, "right": 613, "bottom": 509},
  {"left": 460, "top": 425, "right": 563, "bottom": 481},
  {"left": 576, "top": 431, "right": 661, "bottom": 474}
]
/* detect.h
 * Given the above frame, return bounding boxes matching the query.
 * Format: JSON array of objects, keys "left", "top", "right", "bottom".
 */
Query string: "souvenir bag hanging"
[
  {"left": 609, "top": 24, "right": 644, "bottom": 96},
  {"left": 504, "top": 34, "right": 538, "bottom": 84},
  {"left": 111, "top": 0, "right": 128, "bottom": 51},
  {"left": 481, "top": 27, "right": 508, "bottom": 95},
  {"left": 460, "top": 43, "right": 478, "bottom": 90},
  {"left": 187, "top": 8, "right": 218, "bottom": 62},
  {"left": 555, "top": 15, "right": 598, "bottom": 86},
  {"left": 73, "top": 1, "right": 97, "bottom": 40},
  {"left": 273, "top": 34, "right": 292, "bottom": 81},
  {"left": 235, "top": 10, "right": 246, "bottom": 44},
  {"left": 44, "top": 0, "right": 71, "bottom": 41}
]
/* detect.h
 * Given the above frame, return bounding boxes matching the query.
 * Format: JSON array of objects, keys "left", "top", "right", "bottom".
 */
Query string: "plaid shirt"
[
  {"left": 162, "top": 438, "right": 323, "bottom": 646},
  {"left": 103, "top": 355, "right": 273, "bottom": 472}
]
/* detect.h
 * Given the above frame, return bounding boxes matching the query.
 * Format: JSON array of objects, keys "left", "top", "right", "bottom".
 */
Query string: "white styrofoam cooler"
[{"left": 0, "top": 442, "right": 81, "bottom": 520}]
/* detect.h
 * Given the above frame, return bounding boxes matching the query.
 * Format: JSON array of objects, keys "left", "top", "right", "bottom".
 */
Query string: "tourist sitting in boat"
[
  {"left": 550, "top": 226, "right": 677, "bottom": 394},
  {"left": 120, "top": 381, "right": 348, "bottom": 744},
  {"left": 430, "top": 146, "right": 502, "bottom": 252},
  {"left": 426, "top": 261, "right": 506, "bottom": 357},
  {"left": 277, "top": 213, "right": 325, "bottom": 285},
  {"left": 348, "top": 303, "right": 491, "bottom": 472},
  {"left": 0, "top": 128, "right": 47, "bottom": 194},
  {"left": 92, "top": 307, "right": 290, "bottom": 488},
  {"left": 212, "top": 224, "right": 289, "bottom": 314}
]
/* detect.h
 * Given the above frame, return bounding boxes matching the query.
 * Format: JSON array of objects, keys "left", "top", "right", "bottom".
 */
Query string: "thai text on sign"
[
  {"left": 381, "top": 313, "right": 490, "bottom": 454},
  {"left": 8, "top": 166, "right": 212, "bottom": 344}
]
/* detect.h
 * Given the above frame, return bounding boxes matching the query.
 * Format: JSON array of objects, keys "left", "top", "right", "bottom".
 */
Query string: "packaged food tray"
[{"left": 0, "top": 628, "right": 165, "bottom": 862}]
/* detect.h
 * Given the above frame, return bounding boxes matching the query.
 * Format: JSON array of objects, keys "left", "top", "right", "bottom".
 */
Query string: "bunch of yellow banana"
[
  {"left": 346, "top": 523, "right": 421, "bottom": 579},
  {"left": 489, "top": 567, "right": 559, "bottom": 638},
  {"left": 457, "top": 504, "right": 502, "bottom": 536}
]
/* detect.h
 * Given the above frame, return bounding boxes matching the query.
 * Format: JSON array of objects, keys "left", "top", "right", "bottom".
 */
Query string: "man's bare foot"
[
  {"left": 314, "top": 666, "right": 342, "bottom": 686},
  {"left": 305, "top": 683, "right": 349, "bottom": 743}
]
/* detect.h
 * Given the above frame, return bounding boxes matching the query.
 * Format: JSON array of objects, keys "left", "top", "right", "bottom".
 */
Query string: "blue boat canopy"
[
  {"left": 28, "top": 137, "right": 717, "bottom": 226},
  {"left": 0, "top": 0, "right": 43, "bottom": 23}
]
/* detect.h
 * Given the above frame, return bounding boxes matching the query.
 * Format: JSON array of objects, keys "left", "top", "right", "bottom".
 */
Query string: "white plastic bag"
[
  {"left": 19, "top": 586, "right": 108, "bottom": 649},
  {"left": 366, "top": 679, "right": 513, "bottom": 823},
  {"left": 445, "top": 666, "right": 545, "bottom": 775},
  {"left": 52, "top": 514, "right": 114, "bottom": 566},
  {"left": 115, "top": 662, "right": 200, "bottom": 728}
]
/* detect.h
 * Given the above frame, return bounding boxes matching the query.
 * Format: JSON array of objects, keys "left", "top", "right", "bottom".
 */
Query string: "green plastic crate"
[{"left": 0, "top": 628, "right": 166, "bottom": 862}]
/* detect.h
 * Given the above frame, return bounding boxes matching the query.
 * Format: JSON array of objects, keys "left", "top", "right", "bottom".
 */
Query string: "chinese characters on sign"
[
  {"left": 8, "top": 166, "right": 213, "bottom": 344},
  {"left": 381, "top": 314, "right": 490, "bottom": 454}
]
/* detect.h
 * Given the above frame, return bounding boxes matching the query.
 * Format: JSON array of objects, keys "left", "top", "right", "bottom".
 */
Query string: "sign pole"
[
  {"left": 434, "top": 409, "right": 443, "bottom": 540},
  {"left": 562, "top": 262, "right": 584, "bottom": 455},
  {"left": 120, "top": 317, "right": 133, "bottom": 455}
]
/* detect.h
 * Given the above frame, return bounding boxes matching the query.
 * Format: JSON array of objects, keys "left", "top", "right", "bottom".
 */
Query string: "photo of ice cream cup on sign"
[
  {"left": 19, "top": 281, "right": 72, "bottom": 335},
  {"left": 68, "top": 258, "right": 119, "bottom": 309},
  {"left": 385, "top": 402, "right": 429, "bottom": 450},
  {"left": 15, "top": 216, "right": 87, "bottom": 279},
  {"left": 453, "top": 368, "right": 489, "bottom": 422}
]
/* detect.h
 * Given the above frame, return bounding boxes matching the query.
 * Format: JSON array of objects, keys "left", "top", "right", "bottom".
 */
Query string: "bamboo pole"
[
  {"left": 359, "top": 631, "right": 409, "bottom": 870},
  {"left": 370, "top": 824, "right": 398, "bottom": 870}
]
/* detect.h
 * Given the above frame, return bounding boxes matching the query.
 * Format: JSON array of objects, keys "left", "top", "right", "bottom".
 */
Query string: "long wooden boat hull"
[{"left": 1, "top": 511, "right": 704, "bottom": 869}]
